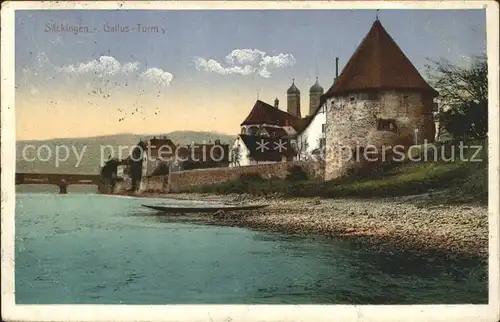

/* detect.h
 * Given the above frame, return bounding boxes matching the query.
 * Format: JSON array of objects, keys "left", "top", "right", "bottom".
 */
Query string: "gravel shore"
[{"left": 140, "top": 192, "right": 488, "bottom": 258}]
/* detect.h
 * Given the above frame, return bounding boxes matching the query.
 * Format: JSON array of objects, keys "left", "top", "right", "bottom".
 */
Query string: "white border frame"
[{"left": 1, "top": 1, "right": 499, "bottom": 321}]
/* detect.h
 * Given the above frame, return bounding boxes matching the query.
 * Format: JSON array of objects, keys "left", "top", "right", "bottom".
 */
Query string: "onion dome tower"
[
  {"left": 287, "top": 78, "right": 301, "bottom": 118},
  {"left": 309, "top": 77, "right": 324, "bottom": 116}
]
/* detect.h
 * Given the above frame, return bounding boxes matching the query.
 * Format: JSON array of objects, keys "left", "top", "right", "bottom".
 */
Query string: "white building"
[
  {"left": 236, "top": 77, "right": 332, "bottom": 163},
  {"left": 293, "top": 73, "right": 338, "bottom": 161},
  {"left": 230, "top": 135, "right": 295, "bottom": 167},
  {"left": 295, "top": 101, "right": 327, "bottom": 161}
]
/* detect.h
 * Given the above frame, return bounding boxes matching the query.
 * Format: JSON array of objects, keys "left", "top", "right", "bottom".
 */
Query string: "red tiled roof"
[
  {"left": 148, "top": 138, "right": 177, "bottom": 158},
  {"left": 176, "top": 143, "right": 230, "bottom": 163},
  {"left": 241, "top": 100, "right": 303, "bottom": 131},
  {"left": 149, "top": 138, "right": 176, "bottom": 147},
  {"left": 325, "top": 20, "right": 438, "bottom": 97}
]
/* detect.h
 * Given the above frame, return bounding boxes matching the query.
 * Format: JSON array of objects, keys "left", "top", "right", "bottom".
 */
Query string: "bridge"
[{"left": 15, "top": 173, "right": 101, "bottom": 186}]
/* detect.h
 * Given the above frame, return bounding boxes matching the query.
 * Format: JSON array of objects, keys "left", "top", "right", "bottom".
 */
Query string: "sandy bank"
[{"left": 139, "top": 192, "right": 488, "bottom": 258}]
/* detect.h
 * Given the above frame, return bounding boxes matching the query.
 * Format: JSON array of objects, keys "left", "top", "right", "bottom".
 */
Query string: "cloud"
[
  {"left": 193, "top": 58, "right": 255, "bottom": 76},
  {"left": 139, "top": 68, "right": 173, "bottom": 86},
  {"left": 193, "top": 48, "right": 296, "bottom": 78},
  {"left": 260, "top": 53, "right": 296, "bottom": 68},
  {"left": 53, "top": 56, "right": 173, "bottom": 86},
  {"left": 56, "top": 56, "right": 123, "bottom": 77},
  {"left": 225, "top": 49, "right": 265, "bottom": 65},
  {"left": 122, "top": 62, "right": 140, "bottom": 75}
]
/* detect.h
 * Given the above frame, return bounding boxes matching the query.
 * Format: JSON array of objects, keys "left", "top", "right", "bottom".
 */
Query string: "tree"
[
  {"left": 129, "top": 140, "right": 147, "bottom": 191},
  {"left": 230, "top": 143, "right": 241, "bottom": 167},
  {"left": 425, "top": 55, "right": 487, "bottom": 139},
  {"left": 310, "top": 138, "right": 326, "bottom": 161}
]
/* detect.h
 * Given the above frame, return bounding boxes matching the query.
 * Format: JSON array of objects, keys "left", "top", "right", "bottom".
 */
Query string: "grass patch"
[{"left": 190, "top": 141, "right": 487, "bottom": 203}]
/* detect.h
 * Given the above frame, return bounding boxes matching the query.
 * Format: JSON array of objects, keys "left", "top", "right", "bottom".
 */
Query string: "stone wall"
[
  {"left": 287, "top": 92, "right": 301, "bottom": 118},
  {"left": 113, "top": 180, "right": 129, "bottom": 194},
  {"left": 169, "top": 160, "right": 324, "bottom": 193},
  {"left": 110, "top": 175, "right": 166, "bottom": 194},
  {"left": 106, "top": 161, "right": 324, "bottom": 194},
  {"left": 140, "top": 175, "right": 168, "bottom": 192},
  {"left": 325, "top": 90, "right": 435, "bottom": 180}
]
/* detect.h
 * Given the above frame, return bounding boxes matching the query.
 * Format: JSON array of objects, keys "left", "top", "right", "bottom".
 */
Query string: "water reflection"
[
  {"left": 16, "top": 184, "right": 59, "bottom": 193},
  {"left": 16, "top": 184, "right": 97, "bottom": 194}
]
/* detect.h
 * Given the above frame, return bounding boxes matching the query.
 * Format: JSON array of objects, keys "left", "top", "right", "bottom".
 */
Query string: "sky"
[{"left": 15, "top": 9, "right": 486, "bottom": 140}]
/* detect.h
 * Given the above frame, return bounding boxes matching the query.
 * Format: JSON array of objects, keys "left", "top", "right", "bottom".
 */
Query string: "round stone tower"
[
  {"left": 287, "top": 79, "right": 301, "bottom": 118},
  {"left": 309, "top": 77, "right": 324, "bottom": 116},
  {"left": 323, "top": 19, "right": 438, "bottom": 180}
]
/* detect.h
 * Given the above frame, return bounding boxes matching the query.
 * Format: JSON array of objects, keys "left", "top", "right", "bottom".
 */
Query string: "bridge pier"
[{"left": 58, "top": 180, "right": 68, "bottom": 194}]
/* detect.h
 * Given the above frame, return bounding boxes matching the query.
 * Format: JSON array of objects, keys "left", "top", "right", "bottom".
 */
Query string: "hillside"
[{"left": 16, "top": 131, "right": 235, "bottom": 175}]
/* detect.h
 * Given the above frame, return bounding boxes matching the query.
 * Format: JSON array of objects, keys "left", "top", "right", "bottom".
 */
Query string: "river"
[{"left": 15, "top": 191, "right": 487, "bottom": 304}]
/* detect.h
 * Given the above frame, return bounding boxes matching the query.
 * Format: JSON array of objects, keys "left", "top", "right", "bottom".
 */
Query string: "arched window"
[
  {"left": 241, "top": 127, "right": 247, "bottom": 135},
  {"left": 248, "top": 126, "right": 259, "bottom": 135}
]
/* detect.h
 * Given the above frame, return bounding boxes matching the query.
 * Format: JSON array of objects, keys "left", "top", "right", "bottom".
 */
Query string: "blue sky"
[{"left": 15, "top": 9, "right": 486, "bottom": 139}]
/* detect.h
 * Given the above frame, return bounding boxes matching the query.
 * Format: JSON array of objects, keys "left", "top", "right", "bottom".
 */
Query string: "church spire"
[
  {"left": 287, "top": 78, "right": 301, "bottom": 118},
  {"left": 287, "top": 78, "right": 300, "bottom": 94},
  {"left": 324, "top": 19, "right": 438, "bottom": 97},
  {"left": 309, "top": 77, "right": 324, "bottom": 116}
]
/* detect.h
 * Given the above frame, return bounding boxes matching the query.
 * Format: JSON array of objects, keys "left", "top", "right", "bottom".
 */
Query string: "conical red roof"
[{"left": 325, "top": 20, "right": 438, "bottom": 97}]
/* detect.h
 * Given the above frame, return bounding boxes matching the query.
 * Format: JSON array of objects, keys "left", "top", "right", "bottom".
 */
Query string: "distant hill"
[{"left": 16, "top": 131, "right": 235, "bottom": 175}]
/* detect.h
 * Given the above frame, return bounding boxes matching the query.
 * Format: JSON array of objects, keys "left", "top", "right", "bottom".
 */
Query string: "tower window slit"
[
  {"left": 377, "top": 119, "right": 397, "bottom": 132},
  {"left": 402, "top": 95, "right": 409, "bottom": 113}
]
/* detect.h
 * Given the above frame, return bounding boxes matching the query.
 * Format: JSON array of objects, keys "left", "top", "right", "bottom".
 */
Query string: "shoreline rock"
[{"left": 139, "top": 192, "right": 488, "bottom": 259}]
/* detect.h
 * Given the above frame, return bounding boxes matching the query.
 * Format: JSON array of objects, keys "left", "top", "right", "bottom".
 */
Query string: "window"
[
  {"left": 321, "top": 124, "right": 326, "bottom": 133},
  {"left": 402, "top": 95, "right": 409, "bottom": 113},
  {"left": 377, "top": 119, "right": 397, "bottom": 132},
  {"left": 248, "top": 126, "right": 259, "bottom": 135}
]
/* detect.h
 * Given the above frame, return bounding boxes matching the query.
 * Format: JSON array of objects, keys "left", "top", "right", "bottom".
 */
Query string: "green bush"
[
  {"left": 190, "top": 140, "right": 487, "bottom": 203},
  {"left": 285, "top": 165, "right": 308, "bottom": 181},
  {"left": 151, "top": 163, "right": 170, "bottom": 176},
  {"left": 239, "top": 173, "right": 264, "bottom": 183}
]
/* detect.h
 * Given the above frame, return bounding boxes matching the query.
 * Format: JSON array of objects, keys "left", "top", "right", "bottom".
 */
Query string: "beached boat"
[{"left": 142, "top": 204, "right": 269, "bottom": 213}]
